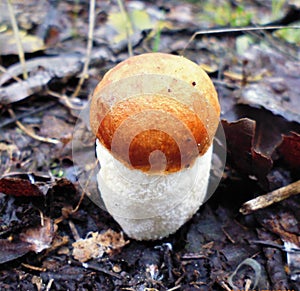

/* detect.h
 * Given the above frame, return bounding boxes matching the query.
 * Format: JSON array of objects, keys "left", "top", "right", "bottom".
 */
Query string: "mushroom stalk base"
[{"left": 96, "top": 140, "right": 213, "bottom": 240}]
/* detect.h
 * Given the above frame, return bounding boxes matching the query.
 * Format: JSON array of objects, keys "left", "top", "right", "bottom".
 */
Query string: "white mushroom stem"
[{"left": 96, "top": 140, "right": 213, "bottom": 240}]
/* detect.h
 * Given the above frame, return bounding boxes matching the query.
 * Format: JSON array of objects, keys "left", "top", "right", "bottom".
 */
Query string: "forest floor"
[{"left": 0, "top": 0, "right": 300, "bottom": 290}]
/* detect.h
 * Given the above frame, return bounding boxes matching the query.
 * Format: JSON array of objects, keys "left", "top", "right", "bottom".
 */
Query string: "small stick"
[
  {"left": 166, "top": 286, "right": 182, "bottom": 291},
  {"left": 45, "top": 279, "right": 54, "bottom": 291},
  {"left": 82, "top": 262, "right": 123, "bottom": 279},
  {"left": 72, "top": 0, "right": 95, "bottom": 97},
  {"left": 68, "top": 220, "right": 80, "bottom": 241},
  {"left": 21, "top": 263, "right": 47, "bottom": 272},
  {"left": 181, "top": 25, "right": 300, "bottom": 55},
  {"left": 0, "top": 64, "right": 23, "bottom": 84},
  {"left": 6, "top": 0, "right": 28, "bottom": 79},
  {"left": 240, "top": 180, "right": 300, "bottom": 215},
  {"left": 8, "top": 108, "right": 60, "bottom": 144},
  {"left": 0, "top": 102, "right": 56, "bottom": 128},
  {"left": 48, "top": 90, "right": 85, "bottom": 110},
  {"left": 245, "top": 278, "right": 252, "bottom": 291}
]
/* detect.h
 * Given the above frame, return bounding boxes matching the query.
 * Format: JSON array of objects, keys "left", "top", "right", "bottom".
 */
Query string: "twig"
[
  {"left": 181, "top": 25, "right": 300, "bottom": 55},
  {"left": 8, "top": 108, "right": 60, "bottom": 144},
  {"left": 69, "top": 220, "right": 81, "bottom": 241},
  {"left": 21, "top": 263, "right": 46, "bottom": 272},
  {"left": 181, "top": 253, "right": 207, "bottom": 260},
  {"left": 48, "top": 90, "right": 85, "bottom": 110},
  {"left": 0, "top": 102, "right": 56, "bottom": 128},
  {"left": 249, "top": 240, "right": 300, "bottom": 253},
  {"left": 72, "top": 0, "right": 95, "bottom": 97},
  {"left": 245, "top": 278, "right": 251, "bottom": 291},
  {"left": 82, "top": 262, "right": 123, "bottom": 279},
  {"left": 45, "top": 279, "right": 54, "bottom": 291},
  {"left": 217, "top": 279, "right": 232, "bottom": 291},
  {"left": 72, "top": 189, "right": 86, "bottom": 213},
  {"left": 0, "top": 64, "right": 23, "bottom": 84},
  {"left": 166, "top": 285, "right": 182, "bottom": 291},
  {"left": 117, "top": 0, "right": 133, "bottom": 56},
  {"left": 6, "top": 0, "right": 28, "bottom": 79},
  {"left": 240, "top": 179, "right": 300, "bottom": 215}
]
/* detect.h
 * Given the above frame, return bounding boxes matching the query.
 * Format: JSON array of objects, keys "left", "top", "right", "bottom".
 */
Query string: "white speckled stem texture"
[{"left": 96, "top": 140, "right": 212, "bottom": 240}]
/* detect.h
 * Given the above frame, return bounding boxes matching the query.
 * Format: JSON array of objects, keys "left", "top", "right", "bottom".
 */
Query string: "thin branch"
[
  {"left": 0, "top": 102, "right": 56, "bottom": 128},
  {"left": 72, "top": 0, "right": 96, "bottom": 97},
  {"left": 166, "top": 285, "right": 182, "bottom": 291},
  {"left": 6, "top": 0, "right": 28, "bottom": 79},
  {"left": 82, "top": 262, "right": 123, "bottom": 279},
  {"left": 181, "top": 25, "right": 300, "bottom": 55},
  {"left": 240, "top": 179, "right": 300, "bottom": 215},
  {"left": 48, "top": 90, "right": 85, "bottom": 110},
  {"left": 8, "top": 108, "right": 60, "bottom": 145},
  {"left": 0, "top": 64, "right": 23, "bottom": 84}
]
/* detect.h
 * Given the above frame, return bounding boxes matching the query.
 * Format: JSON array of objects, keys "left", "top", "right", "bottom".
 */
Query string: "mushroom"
[{"left": 90, "top": 53, "right": 220, "bottom": 240}]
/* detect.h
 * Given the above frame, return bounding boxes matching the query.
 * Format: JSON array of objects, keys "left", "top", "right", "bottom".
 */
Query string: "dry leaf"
[
  {"left": 0, "top": 30, "right": 45, "bottom": 55},
  {"left": 277, "top": 132, "right": 300, "bottom": 169},
  {"left": 72, "top": 229, "right": 129, "bottom": 263},
  {"left": 0, "top": 239, "right": 32, "bottom": 264},
  {"left": 20, "top": 217, "right": 57, "bottom": 253}
]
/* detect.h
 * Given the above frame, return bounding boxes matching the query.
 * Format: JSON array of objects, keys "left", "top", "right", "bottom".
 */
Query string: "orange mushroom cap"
[{"left": 90, "top": 53, "right": 220, "bottom": 173}]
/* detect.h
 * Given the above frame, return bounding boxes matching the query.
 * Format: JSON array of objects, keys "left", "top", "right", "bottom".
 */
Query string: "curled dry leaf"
[
  {"left": 72, "top": 229, "right": 129, "bottom": 263},
  {"left": 277, "top": 132, "right": 300, "bottom": 169},
  {"left": 222, "top": 118, "right": 273, "bottom": 187}
]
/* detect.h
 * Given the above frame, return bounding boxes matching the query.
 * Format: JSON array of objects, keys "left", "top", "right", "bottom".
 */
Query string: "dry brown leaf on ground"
[
  {"left": 277, "top": 132, "right": 300, "bottom": 169},
  {"left": 0, "top": 172, "right": 55, "bottom": 197},
  {"left": 222, "top": 118, "right": 273, "bottom": 187},
  {"left": 19, "top": 217, "right": 57, "bottom": 253}
]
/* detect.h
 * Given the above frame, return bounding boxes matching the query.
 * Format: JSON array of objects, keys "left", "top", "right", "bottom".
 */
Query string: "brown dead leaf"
[
  {"left": 0, "top": 172, "right": 53, "bottom": 197},
  {"left": 20, "top": 217, "right": 57, "bottom": 253},
  {"left": 222, "top": 118, "right": 273, "bottom": 187},
  {"left": 72, "top": 229, "right": 129, "bottom": 263},
  {"left": 0, "top": 177, "right": 44, "bottom": 197},
  {"left": 277, "top": 132, "right": 300, "bottom": 169}
]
